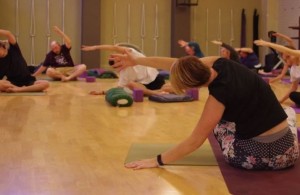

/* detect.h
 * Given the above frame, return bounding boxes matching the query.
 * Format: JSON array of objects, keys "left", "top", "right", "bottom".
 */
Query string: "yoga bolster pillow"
[
  {"left": 105, "top": 88, "right": 133, "bottom": 107},
  {"left": 148, "top": 94, "right": 193, "bottom": 103}
]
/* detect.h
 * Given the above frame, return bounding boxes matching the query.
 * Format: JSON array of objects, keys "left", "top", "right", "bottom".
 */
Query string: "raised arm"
[
  {"left": 81, "top": 45, "right": 127, "bottom": 53},
  {"left": 125, "top": 95, "right": 225, "bottom": 169},
  {"left": 236, "top": 47, "right": 253, "bottom": 53},
  {"left": 211, "top": 40, "right": 222, "bottom": 46},
  {"left": 53, "top": 26, "right": 71, "bottom": 48},
  {"left": 111, "top": 49, "right": 177, "bottom": 71},
  {"left": 178, "top": 39, "right": 188, "bottom": 47},
  {"left": 255, "top": 39, "right": 300, "bottom": 57},
  {"left": 0, "top": 29, "right": 16, "bottom": 45},
  {"left": 274, "top": 32, "right": 295, "bottom": 48}
]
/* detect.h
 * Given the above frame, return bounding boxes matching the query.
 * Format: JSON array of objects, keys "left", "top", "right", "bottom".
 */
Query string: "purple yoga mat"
[
  {"left": 281, "top": 78, "right": 291, "bottom": 84},
  {"left": 291, "top": 105, "right": 300, "bottom": 114},
  {"left": 208, "top": 134, "right": 300, "bottom": 195}
]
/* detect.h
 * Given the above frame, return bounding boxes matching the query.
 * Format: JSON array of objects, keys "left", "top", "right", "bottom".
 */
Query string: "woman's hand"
[
  {"left": 111, "top": 49, "right": 137, "bottom": 71},
  {"left": 178, "top": 40, "right": 188, "bottom": 47},
  {"left": 254, "top": 39, "right": 269, "bottom": 47},
  {"left": 125, "top": 158, "right": 159, "bottom": 170},
  {"left": 211, "top": 40, "right": 222, "bottom": 46},
  {"left": 81, "top": 45, "right": 96, "bottom": 51}
]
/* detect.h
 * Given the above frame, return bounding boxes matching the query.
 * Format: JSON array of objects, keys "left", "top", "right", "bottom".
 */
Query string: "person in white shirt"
[
  {"left": 255, "top": 39, "right": 300, "bottom": 105},
  {"left": 81, "top": 43, "right": 166, "bottom": 95}
]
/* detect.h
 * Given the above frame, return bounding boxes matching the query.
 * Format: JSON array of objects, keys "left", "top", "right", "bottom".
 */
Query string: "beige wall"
[
  {"left": 278, "top": 0, "right": 300, "bottom": 49},
  {"left": 190, "top": 0, "right": 262, "bottom": 56},
  {"left": 100, "top": 0, "right": 171, "bottom": 69},
  {"left": 0, "top": 0, "right": 81, "bottom": 65},
  {"left": 0, "top": 0, "right": 281, "bottom": 68}
]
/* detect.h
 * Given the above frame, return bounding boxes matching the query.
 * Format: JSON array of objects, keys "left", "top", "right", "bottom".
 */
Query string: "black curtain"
[
  {"left": 253, "top": 9, "right": 259, "bottom": 57},
  {"left": 240, "top": 9, "right": 246, "bottom": 47}
]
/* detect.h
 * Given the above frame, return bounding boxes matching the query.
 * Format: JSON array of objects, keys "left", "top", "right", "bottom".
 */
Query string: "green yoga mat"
[
  {"left": 0, "top": 92, "right": 46, "bottom": 96},
  {"left": 125, "top": 143, "right": 218, "bottom": 166}
]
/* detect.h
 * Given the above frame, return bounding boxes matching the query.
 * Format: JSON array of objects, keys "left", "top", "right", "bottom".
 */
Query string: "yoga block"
[
  {"left": 133, "top": 89, "right": 144, "bottom": 102},
  {"left": 186, "top": 88, "right": 199, "bottom": 100},
  {"left": 86, "top": 76, "right": 96, "bottom": 82}
]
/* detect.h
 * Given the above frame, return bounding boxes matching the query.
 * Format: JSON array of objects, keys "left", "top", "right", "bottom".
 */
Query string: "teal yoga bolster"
[{"left": 105, "top": 88, "right": 133, "bottom": 107}]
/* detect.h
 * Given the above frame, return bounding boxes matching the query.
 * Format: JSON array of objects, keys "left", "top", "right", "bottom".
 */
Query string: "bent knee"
[
  {"left": 46, "top": 68, "right": 56, "bottom": 75},
  {"left": 77, "top": 64, "right": 87, "bottom": 71}
]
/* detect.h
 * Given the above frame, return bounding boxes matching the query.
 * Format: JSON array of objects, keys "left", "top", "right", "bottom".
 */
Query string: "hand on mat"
[
  {"left": 111, "top": 49, "right": 137, "bottom": 71},
  {"left": 254, "top": 39, "right": 268, "bottom": 47},
  {"left": 89, "top": 90, "right": 105, "bottom": 95},
  {"left": 81, "top": 45, "right": 96, "bottom": 51},
  {"left": 125, "top": 158, "right": 158, "bottom": 170}
]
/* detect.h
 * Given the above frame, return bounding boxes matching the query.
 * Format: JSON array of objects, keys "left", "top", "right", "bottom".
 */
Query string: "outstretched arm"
[
  {"left": 111, "top": 49, "right": 219, "bottom": 71},
  {"left": 279, "top": 80, "right": 299, "bottom": 103},
  {"left": 235, "top": 47, "right": 253, "bottom": 53},
  {"left": 81, "top": 45, "right": 127, "bottom": 53},
  {"left": 53, "top": 26, "right": 71, "bottom": 48},
  {"left": 255, "top": 39, "right": 300, "bottom": 57},
  {"left": 111, "top": 49, "right": 177, "bottom": 71},
  {"left": 178, "top": 39, "right": 188, "bottom": 47},
  {"left": 125, "top": 95, "right": 224, "bottom": 169},
  {"left": 211, "top": 40, "right": 222, "bottom": 46},
  {"left": 269, "top": 63, "right": 289, "bottom": 83},
  {"left": 274, "top": 32, "right": 295, "bottom": 48},
  {"left": 0, "top": 29, "right": 16, "bottom": 45}
]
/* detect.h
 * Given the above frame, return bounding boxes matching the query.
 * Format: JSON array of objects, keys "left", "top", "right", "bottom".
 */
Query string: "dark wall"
[
  {"left": 171, "top": 0, "right": 191, "bottom": 58},
  {"left": 81, "top": 0, "right": 101, "bottom": 68}
]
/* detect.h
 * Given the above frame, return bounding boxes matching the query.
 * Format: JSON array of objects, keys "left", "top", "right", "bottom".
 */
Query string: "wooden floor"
[{"left": 0, "top": 77, "right": 298, "bottom": 195}]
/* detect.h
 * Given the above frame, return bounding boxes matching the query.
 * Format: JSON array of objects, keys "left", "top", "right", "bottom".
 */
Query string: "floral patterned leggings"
[{"left": 213, "top": 107, "right": 299, "bottom": 170}]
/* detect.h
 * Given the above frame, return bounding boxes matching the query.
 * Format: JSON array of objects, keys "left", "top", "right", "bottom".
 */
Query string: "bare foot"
[
  {"left": 62, "top": 76, "right": 77, "bottom": 82},
  {"left": 5, "top": 86, "right": 24, "bottom": 93},
  {"left": 89, "top": 91, "right": 105, "bottom": 95},
  {"left": 61, "top": 75, "right": 69, "bottom": 82},
  {"left": 157, "top": 90, "right": 169, "bottom": 95}
]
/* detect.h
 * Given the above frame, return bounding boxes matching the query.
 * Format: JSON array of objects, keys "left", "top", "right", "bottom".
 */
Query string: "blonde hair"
[{"left": 170, "top": 56, "right": 211, "bottom": 94}]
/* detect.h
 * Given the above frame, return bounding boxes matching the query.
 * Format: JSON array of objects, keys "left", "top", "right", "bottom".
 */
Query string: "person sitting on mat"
[
  {"left": 81, "top": 43, "right": 166, "bottom": 96},
  {"left": 266, "top": 32, "right": 296, "bottom": 83},
  {"left": 211, "top": 40, "right": 260, "bottom": 71},
  {"left": 211, "top": 40, "right": 240, "bottom": 63},
  {"left": 255, "top": 39, "right": 300, "bottom": 105},
  {"left": 0, "top": 29, "right": 49, "bottom": 93},
  {"left": 235, "top": 47, "right": 261, "bottom": 70},
  {"left": 111, "top": 51, "right": 299, "bottom": 170},
  {"left": 33, "top": 26, "right": 86, "bottom": 82},
  {"left": 178, "top": 39, "right": 204, "bottom": 58}
]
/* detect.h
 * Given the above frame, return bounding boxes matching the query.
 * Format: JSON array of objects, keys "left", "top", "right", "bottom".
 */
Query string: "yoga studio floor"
[{"left": 0, "top": 77, "right": 299, "bottom": 195}]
